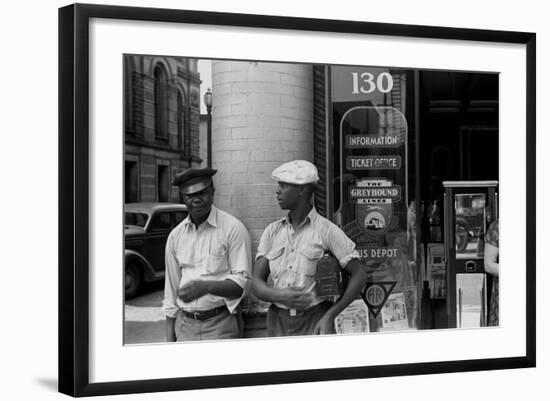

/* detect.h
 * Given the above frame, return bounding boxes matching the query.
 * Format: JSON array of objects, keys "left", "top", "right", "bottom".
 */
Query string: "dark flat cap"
[{"left": 173, "top": 167, "right": 217, "bottom": 195}]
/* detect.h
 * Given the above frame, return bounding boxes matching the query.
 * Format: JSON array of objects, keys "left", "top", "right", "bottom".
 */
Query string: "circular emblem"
[{"left": 365, "top": 284, "right": 386, "bottom": 308}]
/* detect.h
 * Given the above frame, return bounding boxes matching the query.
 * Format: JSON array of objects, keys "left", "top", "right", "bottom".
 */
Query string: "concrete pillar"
[{"left": 211, "top": 61, "right": 313, "bottom": 252}]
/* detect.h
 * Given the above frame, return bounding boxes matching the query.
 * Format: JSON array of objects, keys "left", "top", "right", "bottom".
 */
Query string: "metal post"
[
  {"left": 206, "top": 106, "right": 212, "bottom": 168},
  {"left": 203, "top": 88, "right": 213, "bottom": 168}
]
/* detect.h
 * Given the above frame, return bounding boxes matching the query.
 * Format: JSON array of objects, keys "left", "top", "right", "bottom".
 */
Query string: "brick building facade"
[{"left": 124, "top": 55, "right": 202, "bottom": 203}]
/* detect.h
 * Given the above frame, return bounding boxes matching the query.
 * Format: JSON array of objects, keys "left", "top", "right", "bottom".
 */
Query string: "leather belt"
[
  {"left": 269, "top": 301, "right": 332, "bottom": 317},
  {"left": 180, "top": 305, "right": 228, "bottom": 321}
]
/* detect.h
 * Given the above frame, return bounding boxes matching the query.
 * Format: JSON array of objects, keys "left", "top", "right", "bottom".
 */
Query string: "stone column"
[{"left": 211, "top": 61, "right": 313, "bottom": 252}]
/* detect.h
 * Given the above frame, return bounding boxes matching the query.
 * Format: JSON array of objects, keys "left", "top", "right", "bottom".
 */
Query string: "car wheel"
[{"left": 125, "top": 262, "right": 142, "bottom": 299}]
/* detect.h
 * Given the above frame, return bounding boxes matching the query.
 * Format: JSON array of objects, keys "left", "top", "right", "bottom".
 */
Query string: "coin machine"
[{"left": 442, "top": 181, "right": 498, "bottom": 328}]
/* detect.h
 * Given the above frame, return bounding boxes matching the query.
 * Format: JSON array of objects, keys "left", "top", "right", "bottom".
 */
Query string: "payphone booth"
[{"left": 443, "top": 181, "right": 498, "bottom": 328}]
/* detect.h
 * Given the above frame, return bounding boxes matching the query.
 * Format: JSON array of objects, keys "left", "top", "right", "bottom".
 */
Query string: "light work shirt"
[
  {"left": 256, "top": 207, "right": 358, "bottom": 309},
  {"left": 162, "top": 206, "right": 252, "bottom": 318}
]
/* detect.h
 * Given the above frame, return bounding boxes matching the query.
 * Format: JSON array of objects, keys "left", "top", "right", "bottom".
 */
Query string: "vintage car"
[{"left": 124, "top": 203, "right": 188, "bottom": 299}]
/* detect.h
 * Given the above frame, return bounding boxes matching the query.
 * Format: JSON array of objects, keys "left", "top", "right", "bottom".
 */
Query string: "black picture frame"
[{"left": 58, "top": 3, "right": 536, "bottom": 397}]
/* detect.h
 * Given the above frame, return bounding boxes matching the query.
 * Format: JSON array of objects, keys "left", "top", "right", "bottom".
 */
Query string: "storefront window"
[{"left": 330, "top": 66, "right": 418, "bottom": 332}]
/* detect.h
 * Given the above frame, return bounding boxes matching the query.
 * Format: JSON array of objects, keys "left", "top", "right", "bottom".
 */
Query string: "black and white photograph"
[
  {"left": 6, "top": 0, "right": 550, "bottom": 398},
  {"left": 48, "top": 1, "right": 541, "bottom": 399},
  {"left": 123, "top": 56, "right": 501, "bottom": 344}
]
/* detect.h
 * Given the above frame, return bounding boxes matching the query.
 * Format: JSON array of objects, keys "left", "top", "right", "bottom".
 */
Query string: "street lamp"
[{"left": 203, "top": 88, "right": 212, "bottom": 168}]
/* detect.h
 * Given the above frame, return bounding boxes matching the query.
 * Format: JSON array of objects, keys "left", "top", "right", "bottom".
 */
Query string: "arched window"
[
  {"left": 154, "top": 64, "right": 168, "bottom": 139},
  {"left": 177, "top": 90, "right": 186, "bottom": 152}
]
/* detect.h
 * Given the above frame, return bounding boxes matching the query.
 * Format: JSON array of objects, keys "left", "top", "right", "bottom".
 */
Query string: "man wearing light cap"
[
  {"left": 252, "top": 160, "right": 367, "bottom": 336},
  {"left": 162, "top": 167, "right": 252, "bottom": 341}
]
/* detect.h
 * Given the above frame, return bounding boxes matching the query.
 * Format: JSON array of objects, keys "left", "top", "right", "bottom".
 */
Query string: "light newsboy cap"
[
  {"left": 271, "top": 160, "right": 319, "bottom": 185},
  {"left": 172, "top": 167, "right": 217, "bottom": 195}
]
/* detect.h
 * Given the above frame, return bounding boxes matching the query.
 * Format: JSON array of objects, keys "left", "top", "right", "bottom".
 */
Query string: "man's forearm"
[
  {"left": 204, "top": 279, "right": 244, "bottom": 299},
  {"left": 326, "top": 261, "right": 367, "bottom": 319},
  {"left": 251, "top": 276, "right": 281, "bottom": 303}
]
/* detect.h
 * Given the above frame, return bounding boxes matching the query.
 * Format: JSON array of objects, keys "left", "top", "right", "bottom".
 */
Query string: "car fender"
[{"left": 124, "top": 249, "right": 158, "bottom": 282}]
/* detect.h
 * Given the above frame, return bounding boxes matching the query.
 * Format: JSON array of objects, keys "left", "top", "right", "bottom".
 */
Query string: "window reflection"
[{"left": 455, "top": 193, "right": 486, "bottom": 259}]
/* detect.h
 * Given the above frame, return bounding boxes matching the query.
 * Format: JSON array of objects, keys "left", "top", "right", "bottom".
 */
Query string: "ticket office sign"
[{"left": 346, "top": 155, "right": 402, "bottom": 170}]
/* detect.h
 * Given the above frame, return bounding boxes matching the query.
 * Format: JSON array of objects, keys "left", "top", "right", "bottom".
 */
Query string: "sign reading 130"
[{"left": 351, "top": 71, "right": 393, "bottom": 94}]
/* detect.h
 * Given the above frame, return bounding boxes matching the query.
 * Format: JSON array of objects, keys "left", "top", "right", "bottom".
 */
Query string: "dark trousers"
[{"left": 266, "top": 302, "right": 333, "bottom": 337}]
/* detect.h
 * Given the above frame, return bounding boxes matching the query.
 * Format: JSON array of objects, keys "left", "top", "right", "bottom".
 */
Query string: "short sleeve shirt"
[
  {"left": 256, "top": 207, "right": 358, "bottom": 309},
  {"left": 162, "top": 206, "right": 252, "bottom": 317}
]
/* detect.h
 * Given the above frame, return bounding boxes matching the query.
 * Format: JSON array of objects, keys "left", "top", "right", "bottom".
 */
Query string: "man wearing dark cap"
[
  {"left": 252, "top": 160, "right": 367, "bottom": 336},
  {"left": 162, "top": 167, "right": 252, "bottom": 341}
]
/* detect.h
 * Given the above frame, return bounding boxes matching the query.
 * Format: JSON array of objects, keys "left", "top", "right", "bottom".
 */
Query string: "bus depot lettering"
[
  {"left": 349, "top": 185, "right": 401, "bottom": 201},
  {"left": 357, "top": 247, "right": 401, "bottom": 261},
  {"left": 346, "top": 156, "right": 401, "bottom": 170},
  {"left": 346, "top": 134, "right": 403, "bottom": 148}
]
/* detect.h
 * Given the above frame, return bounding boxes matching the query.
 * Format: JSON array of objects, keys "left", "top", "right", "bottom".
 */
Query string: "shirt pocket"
[
  {"left": 299, "top": 246, "right": 325, "bottom": 277},
  {"left": 176, "top": 251, "right": 195, "bottom": 271},
  {"left": 265, "top": 246, "right": 285, "bottom": 279},
  {"left": 201, "top": 245, "right": 229, "bottom": 277}
]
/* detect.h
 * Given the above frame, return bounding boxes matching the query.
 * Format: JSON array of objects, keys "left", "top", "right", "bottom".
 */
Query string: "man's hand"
[
  {"left": 178, "top": 280, "right": 208, "bottom": 303},
  {"left": 277, "top": 287, "right": 314, "bottom": 309},
  {"left": 313, "top": 312, "right": 336, "bottom": 335}
]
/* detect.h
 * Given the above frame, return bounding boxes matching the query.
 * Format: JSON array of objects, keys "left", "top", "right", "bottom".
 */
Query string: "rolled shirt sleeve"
[
  {"left": 255, "top": 223, "right": 274, "bottom": 261},
  {"left": 224, "top": 221, "right": 253, "bottom": 313},
  {"left": 162, "top": 231, "right": 181, "bottom": 319},
  {"left": 324, "top": 223, "right": 359, "bottom": 269}
]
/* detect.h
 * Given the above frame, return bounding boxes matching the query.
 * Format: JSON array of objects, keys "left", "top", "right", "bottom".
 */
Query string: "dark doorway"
[
  {"left": 418, "top": 70, "right": 499, "bottom": 329},
  {"left": 419, "top": 70, "right": 499, "bottom": 200}
]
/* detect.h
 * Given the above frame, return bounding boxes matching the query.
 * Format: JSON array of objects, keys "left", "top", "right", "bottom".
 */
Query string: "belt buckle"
[
  {"left": 289, "top": 309, "right": 297, "bottom": 316},
  {"left": 193, "top": 311, "right": 201, "bottom": 320}
]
